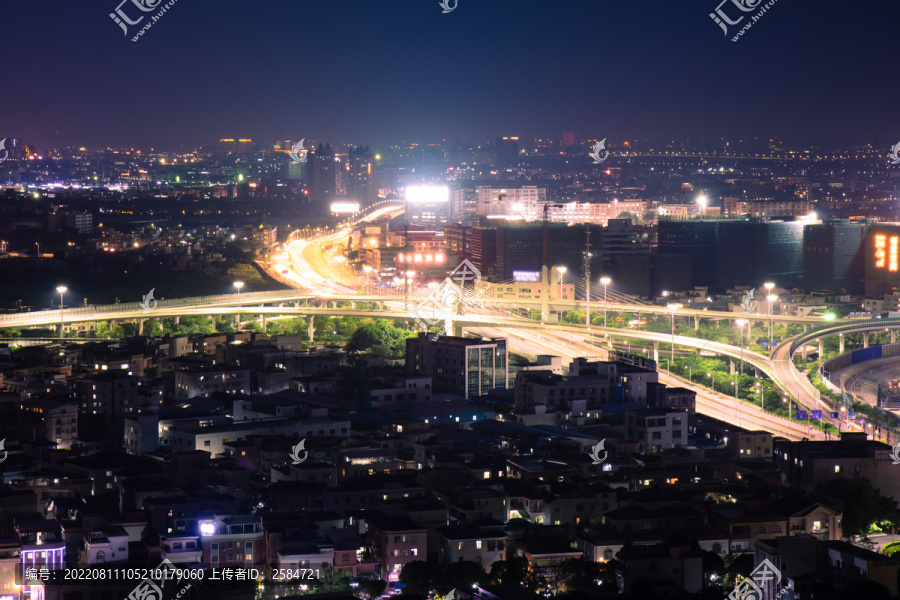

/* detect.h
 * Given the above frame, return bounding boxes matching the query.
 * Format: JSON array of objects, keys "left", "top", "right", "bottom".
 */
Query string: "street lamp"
[
  {"left": 600, "top": 277, "right": 611, "bottom": 327},
  {"left": 708, "top": 372, "right": 715, "bottom": 391},
  {"left": 767, "top": 293, "right": 778, "bottom": 349},
  {"left": 667, "top": 303, "right": 682, "bottom": 365},
  {"left": 405, "top": 270, "right": 415, "bottom": 311},
  {"left": 735, "top": 319, "right": 746, "bottom": 401},
  {"left": 233, "top": 281, "right": 244, "bottom": 326},
  {"left": 557, "top": 266, "right": 567, "bottom": 301},
  {"left": 764, "top": 282, "right": 775, "bottom": 347},
  {"left": 363, "top": 265, "right": 373, "bottom": 295},
  {"left": 56, "top": 285, "right": 67, "bottom": 338}
]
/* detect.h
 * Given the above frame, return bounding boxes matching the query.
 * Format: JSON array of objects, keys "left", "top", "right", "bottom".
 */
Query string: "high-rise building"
[
  {"left": 475, "top": 186, "right": 547, "bottom": 219},
  {"left": 864, "top": 224, "right": 900, "bottom": 297},
  {"left": 405, "top": 185, "right": 449, "bottom": 228},
  {"left": 657, "top": 220, "right": 719, "bottom": 289},
  {"left": 406, "top": 334, "right": 508, "bottom": 398},
  {"left": 601, "top": 219, "right": 650, "bottom": 270},
  {"left": 308, "top": 143, "right": 336, "bottom": 208},
  {"left": 346, "top": 146, "right": 378, "bottom": 206},
  {"left": 449, "top": 186, "right": 477, "bottom": 224},
  {"left": 713, "top": 220, "right": 804, "bottom": 290},
  {"left": 496, "top": 137, "right": 520, "bottom": 167},
  {"left": 563, "top": 132, "right": 575, "bottom": 148},
  {"left": 803, "top": 220, "right": 866, "bottom": 293},
  {"left": 494, "top": 222, "right": 600, "bottom": 281}
]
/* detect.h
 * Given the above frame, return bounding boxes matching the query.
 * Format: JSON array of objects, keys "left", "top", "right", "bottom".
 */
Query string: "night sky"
[{"left": 4, "top": 0, "right": 899, "bottom": 149}]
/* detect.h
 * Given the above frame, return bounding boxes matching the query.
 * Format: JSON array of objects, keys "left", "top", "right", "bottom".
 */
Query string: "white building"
[{"left": 625, "top": 408, "right": 689, "bottom": 454}]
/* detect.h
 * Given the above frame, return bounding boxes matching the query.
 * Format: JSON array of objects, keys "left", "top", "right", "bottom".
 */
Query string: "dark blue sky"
[{"left": 4, "top": 0, "right": 898, "bottom": 149}]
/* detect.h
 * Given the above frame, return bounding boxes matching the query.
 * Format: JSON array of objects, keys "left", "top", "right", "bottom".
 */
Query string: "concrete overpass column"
[
  {"left": 350, "top": 301, "right": 355, "bottom": 309},
  {"left": 801, "top": 344, "right": 808, "bottom": 361},
  {"left": 174, "top": 316, "right": 180, "bottom": 325},
  {"left": 839, "top": 333, "right": 844, "bottom": 353},
  {"left": 863, "top": 332, "right": 869, "bottom": 349},
  {"left": 694, "top": 316, "right": 700, "bottom": 330},
  {"left": 139, "top": 319, "right": 144, "bottom": 335},
  {"left": 57, "top": 323, "right": 63, "bottom": 338},
  {"left": 308, "top": 318, "right": 314, "bottom": 345},
  {"left": 454, "top": 324, "right": 464, "bottom": 337},
  {"left": 803, "top": 324, "right": 808, "bottom": 333},
  {"left": 653, "top": 342, "right": 659, "bottom": 363},
  {"left": 262, "top": 315, "right": 267, "bottom": 334},
  {"left": 818, "top": 339, "right": 824, "bottom": 357},
  {"left": 892, "top": 330, "right": 897, "bottom": 344}
]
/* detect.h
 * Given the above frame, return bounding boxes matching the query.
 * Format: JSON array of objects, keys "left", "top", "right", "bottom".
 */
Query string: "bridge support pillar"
[
  {"left": 863, "top": 332, "right": 869, "bottom": 348},
  {"left": 694, "top": 316, "right": 700, "bottom": 330},
  {"left": 892, "top": 330, "right": 897, "bottom": 344},
  {"left": 308, "top": 318, "right": 314, "bottom": 345},
  {"left": 174, "top": 316, "right": 180, "bottom": 325},
  {"left": 57, "top": 323, "right": 63, "bottom": 338},
  {"left": 801, "top": 344, "right": 808, "bottom": 361},
  {"left": 350, "top": 302, "right": 355, "bottom": 309},
  {"left": 454, "top": 324, "right": 464, "bottom": 338},
  {"left": 653, "top": 342, "right": 659, "bottom": 363},
  {"left": 139, "top": 319, "right": 144, "bottom": 335},
  {"left": 262, "top": 315, "right": 267, "bottom": 335},
  {"left": 818, "top": 339, "right": 824, "bottom": 357},
  {"left": 839, "top": 333, "right": 844, "bottom": 353}
]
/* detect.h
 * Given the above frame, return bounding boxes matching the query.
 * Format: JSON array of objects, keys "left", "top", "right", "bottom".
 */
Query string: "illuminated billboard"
[
  {"left": 513, "top": 271, "right": 540, "bottom": 282},
  {"left": 873, "top": 232, "right": 899, "bottom": 272},
  {"left": 405, "top": 185, "right": 449, "bottom": 204},
  {"left": 330, "top": 200, "right": 360, "bottom": 214}
]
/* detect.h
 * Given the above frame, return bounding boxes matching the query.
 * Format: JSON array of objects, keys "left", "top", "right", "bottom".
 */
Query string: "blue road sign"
[
  {"left": 830, "top": 412, "right": 839, "bottom": 419},
  {"left": 811, "top": 410, "right": 822, "bottom": 420},
  {"left": 797, "top": 410, "right": 808, "bottom": 420},
  {"left": 848, "top": 411, "right": 856, "bottom": 419}
]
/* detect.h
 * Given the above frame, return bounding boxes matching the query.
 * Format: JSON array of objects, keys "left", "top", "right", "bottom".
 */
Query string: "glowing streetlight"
[
  {"left": 233, "top": 281, "right": 244, "bottom": 325},
  {"left": 696, "top": 194, "right": 708, "bottom": 216},
  {"left": 557, "top": 266, "right": 567, "bottom": 301},
  {"left": 600, "top": 277, "right": 611, "bottom": 327},
  {"left": 363, "top": 265, "right": 373, "bottom": 295},
  {"left": 667, "top": 303, "right": 682, "bottom": 364},
  {"left": 56, "top": 285, "right": 67, "bottom": 338},
  {"left": 767, "top": 293, "right": 778, "bottom": 349},
  {"left": 735, "top": 318, "right": 747, "bottom": 401}
]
